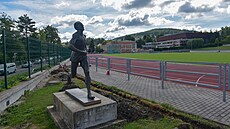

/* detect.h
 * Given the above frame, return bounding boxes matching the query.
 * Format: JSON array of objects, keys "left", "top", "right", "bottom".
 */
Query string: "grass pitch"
[
  {"left": 104, "top": 52, "right": 230, "bottom": 63},
  {"left": 196, "top": 46, "right": 230, "bottom": 50}
]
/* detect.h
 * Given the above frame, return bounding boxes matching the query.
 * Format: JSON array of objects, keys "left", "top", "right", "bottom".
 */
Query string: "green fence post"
[
  {"left": 40, "top": 40, "right": 43, "bottom": 72},
  {"left": 60, "top": 46, "right": 62, "bottom": 61},
  {"left": 57, "top": 45, "right": 59, "bottom": 63},
  {"left": 48, "top": 42, "right": 50, "bottom": 67},
  {"left": 27, "top": 37, "right": 31, "bottom": 78},
  {"left": 2, "top": 30, "right": 8, "bottom": 89},
  {"left": 53, "top": 43, "right": 55, "bottom": 65}
]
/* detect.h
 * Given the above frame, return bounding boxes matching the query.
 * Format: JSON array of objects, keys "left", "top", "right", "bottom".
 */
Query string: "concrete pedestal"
[{"left": 48, "top": 88, "right": 117, "bottom": 129}]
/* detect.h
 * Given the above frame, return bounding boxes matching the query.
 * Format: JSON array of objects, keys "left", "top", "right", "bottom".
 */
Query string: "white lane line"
[{"left": 195, "top": 75, "right": 205, "bottom": 87}]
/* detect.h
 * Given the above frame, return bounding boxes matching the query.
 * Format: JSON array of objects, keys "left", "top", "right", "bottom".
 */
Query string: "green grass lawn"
[
  {"left": 0, "top": 83, "right": 64, "bottom": 129},
  {"left": 110, "top": 117, "right": 187, "bottom": 129},
  {"left": 196, "top": 45, "right": 230, "bottom": 50},
  {"left": 104, "top": 53, "right": 230, "bottom": 63}
]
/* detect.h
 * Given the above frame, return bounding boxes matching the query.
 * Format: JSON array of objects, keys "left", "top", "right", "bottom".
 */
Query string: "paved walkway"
[{"left": 77, "top": 65, "right": 230, "bottom": 126}]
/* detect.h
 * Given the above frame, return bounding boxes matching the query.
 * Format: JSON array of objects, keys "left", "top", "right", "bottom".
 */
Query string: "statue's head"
[{"left": 74, "top": 21, "right": 84, "bottom": 31}]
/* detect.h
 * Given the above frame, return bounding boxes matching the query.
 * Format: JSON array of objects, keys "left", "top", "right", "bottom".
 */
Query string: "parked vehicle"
[
  {"left": 0, "top": 63, "right": 17, "bottom": 75},
  {"left": 33, "top": 59, "right": 41, "bottom": 64},
  {"left": 21, "top": 61, "right": 32, "bottom": 68}
]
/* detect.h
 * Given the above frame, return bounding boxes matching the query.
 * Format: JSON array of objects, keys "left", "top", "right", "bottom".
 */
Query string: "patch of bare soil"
[
  {"left": 50, "top": 64, "right": 69, "bottom": 75},
  {"left": 59, "top": 82, "right": 80, "bottom": 92},
  {"left": 95, "top": 89, "right": 163, "bottom": 122}
]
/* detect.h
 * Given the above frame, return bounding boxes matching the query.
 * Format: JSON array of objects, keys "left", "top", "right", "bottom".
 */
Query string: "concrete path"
[{"left": 77, "top": 65, "right": 230, "bottom": 126}]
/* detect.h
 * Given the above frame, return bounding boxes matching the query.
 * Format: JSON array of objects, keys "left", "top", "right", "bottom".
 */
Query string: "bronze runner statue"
[{"left": 68, "top": 21, "right": 95, "bottom": 100}]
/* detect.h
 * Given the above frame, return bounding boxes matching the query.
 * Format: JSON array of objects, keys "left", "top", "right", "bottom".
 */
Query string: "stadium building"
[{"left": 142, "top": 32, "right": 219, "bottom": 49}]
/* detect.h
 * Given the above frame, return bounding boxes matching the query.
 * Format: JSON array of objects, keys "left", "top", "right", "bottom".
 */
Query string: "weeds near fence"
[
  {"left": 0, "top": 72, "right": 28, "bottom": 92},
  {"left": 32, "top": 64, "right": 51, "bottom": 74}
]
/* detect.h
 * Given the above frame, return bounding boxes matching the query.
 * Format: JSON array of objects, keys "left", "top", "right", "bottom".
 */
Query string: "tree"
[
  {"left": 0, "top": 12, "right": 15, "bottom": 31},
  {"left": 136, "top": 38, "right": 145, "bottom": 48},
  {"left": 143, "top": 34, "right": 153, "bottom": 42},
  {"left": 186, "top": 38, "right": 204, "bottom": 49},
  {"left": 221, "top": 36, "right": 230, "bottom": 45},
  {"left": 94, "top": 38, "right": 105, "bottom": 45},
  {"left": 124, "top": 35, "right": 135, "bottom": 41},
  {"left": 102, "top": 40, "right": 112, "bottom": 45},
  {"left": 44, "top": 25, "right": 61, "bottom": 44},
  {"left": 17, "top": 14, "right": 36, "bottom": 37},
  {"left": 220, "top": 26, "right": 230, "bottom": 38},
  {"left": 31, "top": 28, "right": 47, "bottom": 41},
  {"left": 88, "top": 39, "right": 95, "bottom": 53},
  {"left": 95, "top": 45, "right": 104, "bottom": 53},
  {"left": 0, "top": 12, "right": 26, "bottom": 63},
  {"left": 220, "top": 26, "right": 230, "bottom": 45}
]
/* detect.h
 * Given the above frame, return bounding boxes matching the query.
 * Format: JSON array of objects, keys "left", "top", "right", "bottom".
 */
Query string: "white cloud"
[
  {"left": 184, "top": 13, "right": 204, "bottom": 20},
  {"left": 106, "top": 26, "right": 126, "bottom": 33},
  {"left": 55, "top": 1, "right": 70, "bottom": 9},
  {"left": 51, "top": 14, "right": 88, "bottom": 28},
  {"left": 96, "top": 32, "right": 122, "bottom": 39},
  {"left": 57, "top": 23, "right": 70, "bottom": 29},
  {"left": 35, "top": 22, "right": 46, "bottom": 28},
  {"left": 5, "top": 10, "right": 31, "bottom": 20},
  {"left": 51, "top": 14, "right": 88, "bottom": 25},
  {"left": 98, "top": 0, "right": 154, "bottom": 11},
  {"left": 51, "top": 15, "right": 104, "bottom": 30},
  {"left": 100, "top": 0, "right": 126, "bottom": 11},
  {"left": 149, "top": 17, "right": 174, "bottom": 25},
  {"left": 84, "top": 31, "right": 95, "bottom": 38},
  {"left": 227, "top": 5, "right": 230, "bottom": 14},
  {"left": 59, "top": 32, "right": 73, "bottom": 42},
  {"left": 214, "top": 7, "right": 227, "bottom": 13},
  {"left": 190, "top": 0, "right": 222, "bottom": 8},
  {"left": 162, "top": 1, "right": 185, "bottom": 15},
  {"left": 110, "top": 9, "right": 174, "bottom": 27},
  {"left": 88, "top": 16, "right": 103, "bottom": 24}
]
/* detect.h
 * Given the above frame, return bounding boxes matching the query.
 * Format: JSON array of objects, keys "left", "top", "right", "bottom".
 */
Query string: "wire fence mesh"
[{"left": 0, "top": 30, "right": 71, "bottom": 91}]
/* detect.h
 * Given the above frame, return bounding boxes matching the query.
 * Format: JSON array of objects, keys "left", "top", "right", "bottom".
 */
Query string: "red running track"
[{"left": 88, "top": 55, "right": 229, "bottom": 91}]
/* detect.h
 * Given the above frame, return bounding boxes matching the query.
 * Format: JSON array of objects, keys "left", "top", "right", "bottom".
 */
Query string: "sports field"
[
  {"left": 196, "top": 46, "right": 230, "bottom": 50},
  {"left": 104, "top": 52, "right": 230, "bottom": 63}
]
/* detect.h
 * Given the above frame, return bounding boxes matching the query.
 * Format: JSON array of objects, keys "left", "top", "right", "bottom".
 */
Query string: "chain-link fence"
[{"left": 0, "top": 30, "right": 71, "bottom": 91}]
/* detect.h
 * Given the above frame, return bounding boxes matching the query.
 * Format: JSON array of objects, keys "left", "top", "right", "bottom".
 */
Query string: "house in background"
[{"left": 102, "top": 40, "right": 137, "bottom": 53}]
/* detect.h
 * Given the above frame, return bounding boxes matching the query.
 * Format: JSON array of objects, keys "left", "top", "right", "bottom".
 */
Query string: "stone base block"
[{"left": 52, "top": 88, "right": 117, "bottom": 129}]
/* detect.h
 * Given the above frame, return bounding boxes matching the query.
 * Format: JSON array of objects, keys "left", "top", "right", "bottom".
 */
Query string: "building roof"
[
  {"left": 157, "top": 32, "right": 218, "bottom": 42},
  {"left": 111, "top": 40, "right": 136, "bottom": 45}
]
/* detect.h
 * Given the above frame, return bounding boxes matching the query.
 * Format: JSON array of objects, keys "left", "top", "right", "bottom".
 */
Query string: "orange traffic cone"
[{"left": 106, "top": 70, "right": 110, "bottom": 75}]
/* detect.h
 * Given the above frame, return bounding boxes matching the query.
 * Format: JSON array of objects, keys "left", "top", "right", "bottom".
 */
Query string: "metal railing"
[
  {"left": 0, "top": 30, "right": 71, "bottom": 90},
  {"left": 88, "top": 55, "right": 229, "bottom": 102}
]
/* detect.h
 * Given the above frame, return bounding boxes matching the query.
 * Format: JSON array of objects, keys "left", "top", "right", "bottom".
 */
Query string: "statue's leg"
[
  {"left": 81, "top": 58, "right": 94, "bottom": 99},
  {"left": 71, "top": 62, "right": 78, "bottom": 78}
]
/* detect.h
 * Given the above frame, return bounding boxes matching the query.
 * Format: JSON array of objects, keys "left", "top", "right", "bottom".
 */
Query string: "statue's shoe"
[{"left": 87, "top": 95, "right": 95, "bottom": 100}]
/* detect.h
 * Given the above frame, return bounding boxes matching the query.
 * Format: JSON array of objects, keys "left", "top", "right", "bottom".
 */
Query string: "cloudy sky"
[{"left": 1, "top": 0, "right": 230, "bottom": 42}]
